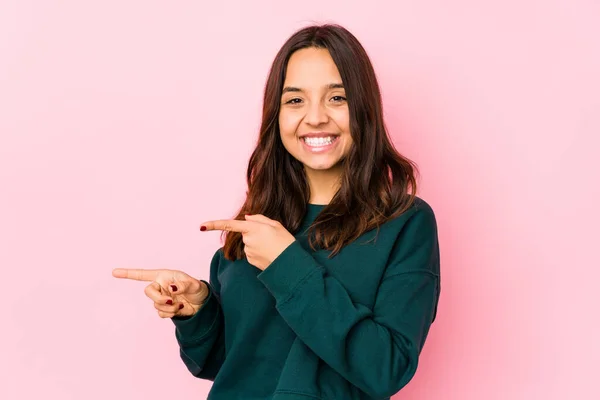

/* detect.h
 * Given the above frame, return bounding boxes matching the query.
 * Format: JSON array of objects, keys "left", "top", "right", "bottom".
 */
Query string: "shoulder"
[
  {"left": 407, "top": 196, "right": 437, "bottom": 229},
  {"left": 384, "top": 196, "right": 440, "bottom": 275},
  {"left": 389, "top": 195, "right": 438, "bottom": 231}
]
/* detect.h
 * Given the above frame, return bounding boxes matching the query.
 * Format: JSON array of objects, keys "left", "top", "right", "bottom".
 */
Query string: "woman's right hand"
[{"left": 112, "top": 268, "right": 209, "bottom": 318}]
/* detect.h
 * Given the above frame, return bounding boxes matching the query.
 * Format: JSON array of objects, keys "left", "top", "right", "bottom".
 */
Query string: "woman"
[{"left": 113, "top": 24, "right": 440, "bottom": 400}]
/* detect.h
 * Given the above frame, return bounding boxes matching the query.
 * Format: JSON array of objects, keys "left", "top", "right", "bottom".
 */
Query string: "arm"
[
  {"left": 257, "top": 207, "right": 440, "bottom": 398},
  {"left": 171, "top": 249, "right": 225, "bottom": 381}
]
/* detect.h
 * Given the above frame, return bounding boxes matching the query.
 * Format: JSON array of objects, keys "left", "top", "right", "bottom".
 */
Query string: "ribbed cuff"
[
  {"left": 171, "top": 280, "right": 219, "bottom": 344},
  {"left": 257, "top": 241, "right": 321, "bottom": 304}
]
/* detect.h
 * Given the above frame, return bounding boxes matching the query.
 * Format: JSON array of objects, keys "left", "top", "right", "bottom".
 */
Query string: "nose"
[{"left": 304, "top": 100, "right": 329, "bottom": 126}]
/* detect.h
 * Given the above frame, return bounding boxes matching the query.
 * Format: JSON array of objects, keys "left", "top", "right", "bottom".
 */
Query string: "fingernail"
[
  {"left": 200, "top": 226, "right": 207, "bottom": 231},
  {"left": 166, "top": 299, "right": 173, "bottom": 305},
  {"left": 170, "top": 284, "right": 178, "bottom": 292},
  {"left": 179, "top": 304, "right": 184, "bottom": 309},
  {"left": 246, "top": 214, "right": 252, "bottom": 216}
]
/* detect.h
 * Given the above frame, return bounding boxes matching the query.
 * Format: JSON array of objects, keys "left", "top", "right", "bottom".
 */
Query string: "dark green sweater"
[{"left": 172, "top": 197, "right": 440, "bottom": 399}]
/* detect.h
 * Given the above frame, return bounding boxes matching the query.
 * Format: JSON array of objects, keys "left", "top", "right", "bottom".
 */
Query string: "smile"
[{"left": 301, "top": 136, "right": 340, "bottom": 153}]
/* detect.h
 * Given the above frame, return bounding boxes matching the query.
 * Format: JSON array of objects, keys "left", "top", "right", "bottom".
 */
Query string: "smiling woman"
[
  {"left": 114, "top": 23, "right": 441, "bottom": 400},
  {"left": 219, "top": 25, "right": 424, "bottom": 263}
]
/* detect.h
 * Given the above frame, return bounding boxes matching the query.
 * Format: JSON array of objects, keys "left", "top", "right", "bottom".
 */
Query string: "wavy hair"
[{"left": 222, "top": 24, "right": 418, "bottom": 260}]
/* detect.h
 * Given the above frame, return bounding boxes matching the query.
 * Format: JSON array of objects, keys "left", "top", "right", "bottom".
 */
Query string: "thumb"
[
  {"left": 158, "top": 276, "right": 188, "bottom": 296},
  {"left": 151, "top": 277, "right": 182, "bottom": 297},
  {"left": 167, "top": 282, "right": 181, "bottom": 296}
]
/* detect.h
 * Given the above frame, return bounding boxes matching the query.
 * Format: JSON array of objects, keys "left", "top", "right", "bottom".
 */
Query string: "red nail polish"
[
  {"left": 170, "top": 284, "right": 178, "bottom": 292},
  {"left": 246, "top": 214, "right": 252, "bottom": 216},
  {"left": 166, "top": 299, "right": 173, "bottom": 305},
  {"left": 179, "top": 304, "right": 184, "bottom": 309},
  {"left": 200, "top": 226, "right": 207, "bottom": 231}
]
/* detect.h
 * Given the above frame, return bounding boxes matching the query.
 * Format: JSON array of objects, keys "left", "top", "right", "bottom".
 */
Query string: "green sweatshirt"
[{"left": 172, "top": 196, "right": 440, "bottom": 400}]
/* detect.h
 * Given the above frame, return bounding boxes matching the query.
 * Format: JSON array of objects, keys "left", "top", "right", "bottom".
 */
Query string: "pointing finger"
[
  {"left": 244, "top": 214, "right": 279, "bottom": 227},
  {"left": 200, "top": 219, "right": 251, "bottom": 233},
  {"left": 112, "top": 268, "right": 159, "bottom": 282}
]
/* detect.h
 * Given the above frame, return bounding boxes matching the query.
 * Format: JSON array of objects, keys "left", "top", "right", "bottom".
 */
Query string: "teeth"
[{"left": 303, "top": 136, "right": 336, "bottom": 146}]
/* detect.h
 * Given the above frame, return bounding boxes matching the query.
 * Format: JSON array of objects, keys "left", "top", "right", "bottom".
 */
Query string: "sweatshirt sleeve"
[
  {"left": 171, "top": 248, "right": 225, "bottom": 381},
  {"left": 257, "top": 206, "right": 440, "bottom": 399}
]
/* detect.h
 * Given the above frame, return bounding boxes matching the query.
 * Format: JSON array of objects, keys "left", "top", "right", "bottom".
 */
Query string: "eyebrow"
[{"left": 281, "top": 83, "right": 344, "bottom": 95}]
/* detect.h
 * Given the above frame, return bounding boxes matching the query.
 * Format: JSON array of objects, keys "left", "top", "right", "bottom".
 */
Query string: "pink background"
[{"left": 1, "top": 1, "right": 598, "bottom": 399}]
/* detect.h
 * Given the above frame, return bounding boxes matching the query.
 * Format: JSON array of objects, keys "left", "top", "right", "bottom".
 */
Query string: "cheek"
[
  {"left": 331, "top": 109, "right": 350, "bottom": 132},
  {"left": 333, "top": 111, "right": 353, "bottom": 149},
  {"left": 278, "top": 112, "right": 302, "bottom": 140}
]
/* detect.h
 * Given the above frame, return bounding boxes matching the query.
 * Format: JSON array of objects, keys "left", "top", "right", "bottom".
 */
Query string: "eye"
[
  {"left": 331, "top": 96, "right": 347, "bottom": 103},
  {"left": 284, "top": 98, "right": 303, "bottom": 105}
]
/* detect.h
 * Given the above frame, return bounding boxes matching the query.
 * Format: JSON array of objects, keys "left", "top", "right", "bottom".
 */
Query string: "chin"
[{"left": 302, "top": 158, "right": 342, "bottom": 171}]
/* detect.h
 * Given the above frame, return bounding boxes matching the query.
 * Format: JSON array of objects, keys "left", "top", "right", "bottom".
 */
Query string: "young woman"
[{"left": 114, "top": 24, "right": 440, "bottom": 400}]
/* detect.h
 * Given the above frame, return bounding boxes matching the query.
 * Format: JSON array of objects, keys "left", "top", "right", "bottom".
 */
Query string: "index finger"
[
  {"left": 112, "top": 268, "right": 159, "bottom": 282},
  {"left": 201, "top": 219, "right": 250, "bottom": 233}
]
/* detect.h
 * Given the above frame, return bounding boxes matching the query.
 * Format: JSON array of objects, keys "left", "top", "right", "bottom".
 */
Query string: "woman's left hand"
[{"left": 200, "top": 214, "right": 296, "bottom": 271}]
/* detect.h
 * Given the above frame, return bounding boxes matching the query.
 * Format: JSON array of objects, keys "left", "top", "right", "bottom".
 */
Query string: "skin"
[
  {"left": 279, "top": 47, "right": 352, "bottom": 205},
  {"left": 113, "top": 47, "right": 351, "bottom": 318}
]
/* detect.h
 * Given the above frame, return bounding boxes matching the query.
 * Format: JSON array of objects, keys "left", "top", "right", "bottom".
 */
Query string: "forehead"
[{"left": 284, "top": 47, "right": 342, "bottom": 86}]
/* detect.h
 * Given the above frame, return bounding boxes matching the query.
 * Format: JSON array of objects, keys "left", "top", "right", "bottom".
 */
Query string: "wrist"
[{"left": 189, "top": 280, "right": 210, "bottom": 315}]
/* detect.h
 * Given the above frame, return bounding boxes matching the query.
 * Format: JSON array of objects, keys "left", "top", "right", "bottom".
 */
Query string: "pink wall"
[{"left": 1, "top": 1, "right": 598, "bottom": 399}]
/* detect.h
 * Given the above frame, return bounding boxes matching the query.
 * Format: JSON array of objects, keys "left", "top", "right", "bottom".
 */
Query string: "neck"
[{"left": 305, "top": 165, "right": 342, "bottom": 205}]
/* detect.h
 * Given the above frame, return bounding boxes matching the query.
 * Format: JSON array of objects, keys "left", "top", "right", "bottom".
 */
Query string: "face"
[{"left": 278, "top": 47, "right": 353, "bottom": 175}]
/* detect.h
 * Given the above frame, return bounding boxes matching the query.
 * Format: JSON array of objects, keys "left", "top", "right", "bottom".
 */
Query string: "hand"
[
  {"left": 112, "top": 268, "right": 209, "bottom": 318},
  {"left": 200, "top": 214, "right": 296, "bottom": 271}
]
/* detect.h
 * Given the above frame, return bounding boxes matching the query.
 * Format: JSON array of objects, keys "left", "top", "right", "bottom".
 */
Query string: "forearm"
[
  {"left": 172, "top": 281, "right": 225, "bottom": 380},
  {"left": 257, "top": 242, "right": 439, "bottom": 399}
]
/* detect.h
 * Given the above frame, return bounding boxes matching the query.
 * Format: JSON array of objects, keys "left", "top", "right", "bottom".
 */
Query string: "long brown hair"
[{"left": 222, "top": 24, "right": 418, "bottom": 260}]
